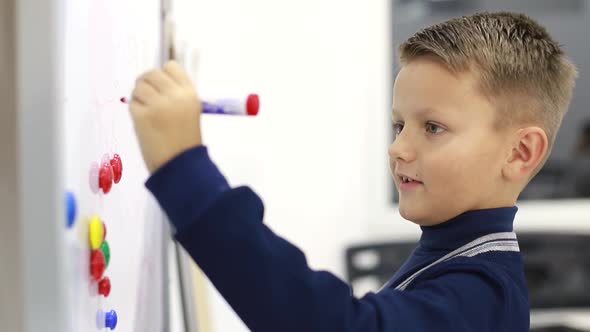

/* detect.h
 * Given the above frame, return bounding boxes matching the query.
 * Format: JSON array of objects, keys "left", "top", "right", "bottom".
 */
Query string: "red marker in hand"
[{"left": 121, "top": 94, "right": 260, "bottom": 116}]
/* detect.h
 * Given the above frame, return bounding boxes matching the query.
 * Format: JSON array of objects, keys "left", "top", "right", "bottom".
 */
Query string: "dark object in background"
[
  {"left": 519, "top": 233, "right": 590, "bottom": 309},
  {"left": 575, "top": 122, "right": 590, "bottom": 155},
  {"left": 519, "top": 160, "right": 590, "bottom": 200},
  {"left": 345, "top": 232, "right": 590, "bottom": 309}
]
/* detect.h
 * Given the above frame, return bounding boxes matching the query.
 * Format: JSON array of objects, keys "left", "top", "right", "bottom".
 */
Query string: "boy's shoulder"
[
  {"left": 400, "top": 249, "right": 529, "bottom": 311},
  {"left": 400, "top": 252, "right": 528, "bottom": 309},
  {"left": 412, "top": 252, "right": 526, "bottom": 288},
  {"left": 378, "top": 249, "right": 529, "bottom": 331}
]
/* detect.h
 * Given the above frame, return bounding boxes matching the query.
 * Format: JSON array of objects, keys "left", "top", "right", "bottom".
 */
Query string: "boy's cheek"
[{"left": 388, "top": 158, "right": 398, "bottom": 177}]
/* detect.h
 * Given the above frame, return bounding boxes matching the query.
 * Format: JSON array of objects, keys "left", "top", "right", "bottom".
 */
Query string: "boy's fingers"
[
  {"left": 132, "top": 81, "right": 159, "bottom": 105},
  {"left": 128, "top": 100, "right": 147, "bottom": 115},
  {"left": 162, "top": 61, "right": 192, "bottom": 86},
  {"left": 138, "top": 69, "right": 177, "bottom": 92}
]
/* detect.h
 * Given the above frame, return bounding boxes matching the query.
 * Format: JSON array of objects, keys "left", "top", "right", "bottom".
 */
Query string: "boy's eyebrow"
[{"left": 392, "top": 107, "right": 441, "bottom": 119}]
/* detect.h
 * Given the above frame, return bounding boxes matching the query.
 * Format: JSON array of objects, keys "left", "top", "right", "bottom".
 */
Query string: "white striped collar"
[{"left": 394, "top": 232, "right": 520, "bottom": 291}]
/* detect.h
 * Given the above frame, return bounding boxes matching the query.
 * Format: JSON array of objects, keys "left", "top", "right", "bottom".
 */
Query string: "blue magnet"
[
  {"left": 105, "top": 309, "right": 118, "bottom": 330},
  {"left": 65, "top": 191, "right": 77, "bottom": 228}
]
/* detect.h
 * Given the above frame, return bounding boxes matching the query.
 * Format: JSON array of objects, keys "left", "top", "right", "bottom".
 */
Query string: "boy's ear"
[{"left": 502, "top": 127, "right": 549, "bottom": 181}]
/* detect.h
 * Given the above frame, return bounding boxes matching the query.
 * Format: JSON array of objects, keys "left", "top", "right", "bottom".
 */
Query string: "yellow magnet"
[{"left": 89, "top": 215, "right": 104, "bottom": 250}]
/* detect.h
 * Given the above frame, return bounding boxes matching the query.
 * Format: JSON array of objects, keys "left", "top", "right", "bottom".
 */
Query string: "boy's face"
[{"left": 390, "top": 57, "right": 513, "bottom": 226}]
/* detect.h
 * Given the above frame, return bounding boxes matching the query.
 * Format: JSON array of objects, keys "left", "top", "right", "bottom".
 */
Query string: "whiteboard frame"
[
  {"left": 161, "top": 0, "right": 200, "bottom": 330},
  {"left": 16, "top": 0, "right": 69, "bottom": 331}
]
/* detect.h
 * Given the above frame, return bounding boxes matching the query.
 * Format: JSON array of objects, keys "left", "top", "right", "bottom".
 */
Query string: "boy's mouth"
[
  {"left": 396, "top": 173, "right": 423, "bottom": 185},
  {"left": 401, "top": 176, "right": 416, "bottom": 183}
]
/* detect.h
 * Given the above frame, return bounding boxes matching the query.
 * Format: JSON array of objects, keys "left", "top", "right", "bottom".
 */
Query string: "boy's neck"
[{"left": 419, "top": 206, "right": 517, "bottom": 250}]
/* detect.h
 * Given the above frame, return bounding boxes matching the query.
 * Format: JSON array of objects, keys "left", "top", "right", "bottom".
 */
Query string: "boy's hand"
[{"left": 128, "top": 61, "right": 203, "bottom": 173}]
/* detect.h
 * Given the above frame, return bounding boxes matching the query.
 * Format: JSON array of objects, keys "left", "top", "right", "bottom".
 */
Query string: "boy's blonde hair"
[{"left": 399, "top": 11, "right": 578, "bottom": 168}]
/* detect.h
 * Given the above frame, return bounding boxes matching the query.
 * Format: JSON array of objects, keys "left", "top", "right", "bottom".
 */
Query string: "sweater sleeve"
[{"left": 146, "top": 147, "right": 513, "bottom": 332}]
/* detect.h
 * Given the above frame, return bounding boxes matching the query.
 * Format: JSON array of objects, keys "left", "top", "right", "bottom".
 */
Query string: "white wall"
[{"left": 171, "top": 0, "right": 391, "bottom": 331}]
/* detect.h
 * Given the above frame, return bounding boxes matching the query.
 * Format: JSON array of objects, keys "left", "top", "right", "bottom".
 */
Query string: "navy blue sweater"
[{"left": 146, "top": 146, "right": 530, "bottom": 332}]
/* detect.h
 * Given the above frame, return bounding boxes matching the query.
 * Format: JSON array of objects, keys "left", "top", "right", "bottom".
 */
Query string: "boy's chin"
[{"left": 398, "top": 202, "right": 443, "bottom": 226}]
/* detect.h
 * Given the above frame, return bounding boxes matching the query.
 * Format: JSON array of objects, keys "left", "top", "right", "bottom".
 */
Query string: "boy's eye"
[
  {"left": 392, "top": 123, "right": 404, "bottom": 135},
  {"left": 426, "top": 122, "right": 444, "bottom": 134}
]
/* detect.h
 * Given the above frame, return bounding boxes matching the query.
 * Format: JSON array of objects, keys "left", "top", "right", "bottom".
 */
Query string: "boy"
[{"left": 127, "top": 11, "right": 577, "bottom": 331}]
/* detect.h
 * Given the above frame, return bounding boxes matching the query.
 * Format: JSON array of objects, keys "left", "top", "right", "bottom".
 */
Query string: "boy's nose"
[{"left": 388, "top": 133, "right": 415, "bottom": 163}]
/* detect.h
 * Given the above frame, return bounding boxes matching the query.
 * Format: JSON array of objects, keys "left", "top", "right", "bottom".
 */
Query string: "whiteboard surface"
[{"left": 62, "top": 0, "right": 165, "bottom": 330}]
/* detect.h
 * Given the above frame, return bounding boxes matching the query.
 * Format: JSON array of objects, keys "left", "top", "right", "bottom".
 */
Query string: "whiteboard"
[{"left": 62, "top": 0, "right": 166, "bottom": 330}]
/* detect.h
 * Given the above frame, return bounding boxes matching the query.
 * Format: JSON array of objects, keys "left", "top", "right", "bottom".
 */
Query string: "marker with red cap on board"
[{"left": 120, "top": 94, "right": 260, "bottom": 116}]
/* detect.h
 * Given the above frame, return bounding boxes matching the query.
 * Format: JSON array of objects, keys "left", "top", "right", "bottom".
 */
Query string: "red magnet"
[
  {"left": 98, "top": 276, "right": 111, "bottom": 297},
  {"left": 99, "top": 161, "right": 113, "bottom": 194},
  {"left": 110, "top": 154, "right": 123, "bottom": 184},
  {"left": 90, "top": 249, "right": 106, "bottom": 281}
]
